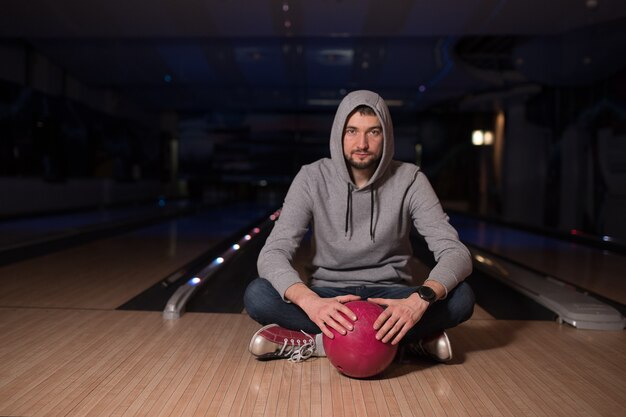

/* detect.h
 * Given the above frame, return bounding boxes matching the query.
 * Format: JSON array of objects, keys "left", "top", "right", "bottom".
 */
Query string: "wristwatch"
[{"left": 415, "top": 285, "right": 437, "bottom": 304}]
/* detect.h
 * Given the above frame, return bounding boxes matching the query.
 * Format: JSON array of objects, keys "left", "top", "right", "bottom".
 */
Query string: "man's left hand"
[{"left": 368, "top": 293, "right": 429, "bottom": 345}]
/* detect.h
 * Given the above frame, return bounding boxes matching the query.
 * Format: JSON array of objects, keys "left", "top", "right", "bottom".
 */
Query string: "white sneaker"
[
  {"left": 408, "top": 331, "right": 453, "bottom": 363},
  {"left": 249, "top": 324, "right": 316, "bottom": 362}
]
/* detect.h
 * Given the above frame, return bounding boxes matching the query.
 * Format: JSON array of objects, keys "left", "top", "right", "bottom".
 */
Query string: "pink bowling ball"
[{"left": 323, "top": 300, "right": 398, "bottom": 378}]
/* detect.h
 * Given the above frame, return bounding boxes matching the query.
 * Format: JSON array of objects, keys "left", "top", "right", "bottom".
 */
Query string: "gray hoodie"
[{"left": 258, "top": 90, "right": 472, "bottom": 300}]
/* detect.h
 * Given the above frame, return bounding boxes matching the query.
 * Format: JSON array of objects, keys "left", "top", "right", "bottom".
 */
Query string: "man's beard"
[{"left": 345, "top": 151, "right": 381, "bottom": 170}]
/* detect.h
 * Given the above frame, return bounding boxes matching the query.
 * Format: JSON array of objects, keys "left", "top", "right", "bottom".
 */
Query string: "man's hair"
[{"left": 351, "top": 105, "right": 376, "bottom": 117}]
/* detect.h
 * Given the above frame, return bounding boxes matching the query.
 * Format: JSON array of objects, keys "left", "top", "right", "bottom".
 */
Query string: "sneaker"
[
  {"left": 408, "top": 331, "right": 453, "bottom": 363},
  {"left": 249, "top": 324, "right": 316, "bottom": 362}
]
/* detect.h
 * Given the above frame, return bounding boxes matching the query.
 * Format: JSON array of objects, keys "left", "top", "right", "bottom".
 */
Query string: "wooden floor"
[
  {"left": 449, "top": 214, "right": 626, "bottom": 305},
  {"left": 1, "top": 307, "right": 624, "bottom": 417},
  {"left": 0, "top": 231, "right": 215, "bottom": 310},
  {"left": 1, "top": 213, "right": 624, "bottom": 416}
]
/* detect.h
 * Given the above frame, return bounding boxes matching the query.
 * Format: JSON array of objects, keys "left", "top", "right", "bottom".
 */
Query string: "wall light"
[
  {"left": 472, "top": 130, "right": 494, "bottom": 146},
  {"left": 472, "top": 130, "right": 484, "bottom": 146},
  {"left": 483, "top": 131, "right": 494, "bottom": 145}
]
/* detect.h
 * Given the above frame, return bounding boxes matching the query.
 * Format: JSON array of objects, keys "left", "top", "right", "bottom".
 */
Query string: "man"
[{"left": 244, "top": 90, "right": 474, "bottom": 364}]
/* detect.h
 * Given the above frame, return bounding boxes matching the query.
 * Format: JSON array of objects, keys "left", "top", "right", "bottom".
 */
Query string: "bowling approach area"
[{"left": 0, "top": 202, "right": 625, "bottom": 417}]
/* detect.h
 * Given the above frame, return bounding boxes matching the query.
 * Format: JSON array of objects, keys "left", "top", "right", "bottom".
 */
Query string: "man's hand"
[
  {"left": 299, "top": 294, "right": 361, "bottom": 339},
  {"left": 368, "top": 293, "right": 429, "bottom": 345},
  {"left": 285, "top": 283, "right": 360, "bottom": 339}
]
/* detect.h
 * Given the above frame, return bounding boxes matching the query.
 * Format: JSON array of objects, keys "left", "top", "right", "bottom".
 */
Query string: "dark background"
[{"left": 1, "top": 0, "right": 625, "bottom": 240}]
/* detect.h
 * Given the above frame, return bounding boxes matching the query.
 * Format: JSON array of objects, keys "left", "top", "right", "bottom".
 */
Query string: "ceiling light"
[
  {"left": 317, "top": 49, "right": 353, "bottom": 66},
  {"left": 307, "top": 99, "right": 342, "bottom": 106},
  {"left": 308, "top": 98, "right": 404, "bottom": 107}
]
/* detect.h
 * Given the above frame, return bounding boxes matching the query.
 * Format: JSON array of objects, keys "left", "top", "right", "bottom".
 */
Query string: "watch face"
[{"left": 418, "top": 286, "right": 436, "bottom": 302}]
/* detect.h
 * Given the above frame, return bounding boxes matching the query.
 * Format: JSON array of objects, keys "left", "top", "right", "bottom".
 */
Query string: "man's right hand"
[{"left": 285, "top": 283, "right": 360, "bottom": 339}]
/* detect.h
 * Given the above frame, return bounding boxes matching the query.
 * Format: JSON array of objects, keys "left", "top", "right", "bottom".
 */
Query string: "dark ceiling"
[{"left": 2, "top": 0, "right": 626, "bottom": 115}]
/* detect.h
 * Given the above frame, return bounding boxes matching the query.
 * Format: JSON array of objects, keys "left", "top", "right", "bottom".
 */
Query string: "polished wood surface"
[
  {"left": 0, "top": 233, "right": 214, "bottom": 310},
  {"left": 451, "top": 215, "right": 626, "bottom": 305},
  {"left": 1, "top": 308, "right": 623, "bottom": 417},
  {"left": 486, "top": 244, "right": 626, "bottom": 306},
  {"left": 0, "top": 212, "right": 622, "bottom": 416}
]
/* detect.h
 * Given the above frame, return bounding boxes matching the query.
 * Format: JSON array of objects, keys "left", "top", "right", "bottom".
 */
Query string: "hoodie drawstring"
[
  {"left": 345, "top": 183, "right": 352, "bottom": 236},
  {"left": 370, "top": 186, "right": 375, "bottom": 241},
  {"left": 344, "top": 183, "right": 375, "bottom": 241}
]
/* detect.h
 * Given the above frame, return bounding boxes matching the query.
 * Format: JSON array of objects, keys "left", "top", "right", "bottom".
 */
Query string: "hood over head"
[
  {"left": 329, "top": 90, "right": 394, "bottom": 188},
  {"left": 328, "top": 90, "right": 396, "bottom": 241}
]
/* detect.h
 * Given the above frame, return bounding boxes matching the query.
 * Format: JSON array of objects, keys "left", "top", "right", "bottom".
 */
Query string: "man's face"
[{"left": 342, "top": 111, "right": 384, "bottom": 171}]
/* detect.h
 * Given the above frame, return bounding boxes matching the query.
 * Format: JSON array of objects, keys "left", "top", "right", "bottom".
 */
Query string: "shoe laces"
[
  {"left": 406, "top": 342, "right": 427, "bottom": 357},
  {"left": 278, "top": 331, "right": 316, "bottom": 363}
]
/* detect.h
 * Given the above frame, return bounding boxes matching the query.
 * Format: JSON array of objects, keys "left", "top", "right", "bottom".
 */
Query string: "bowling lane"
[
  {"left": 0, "top": 202, "right": 274, "bottom": 310},
  {"left": 450, "top": 213, "right": 626, "bottom": 306},
  {"left": 0, "top": 199, "right": 191, "bottom": 251}
]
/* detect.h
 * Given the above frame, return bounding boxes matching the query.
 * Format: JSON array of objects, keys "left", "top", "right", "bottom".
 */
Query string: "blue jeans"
[{"left": 244, "top": 278, "right": 475, "bottom": 344}]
